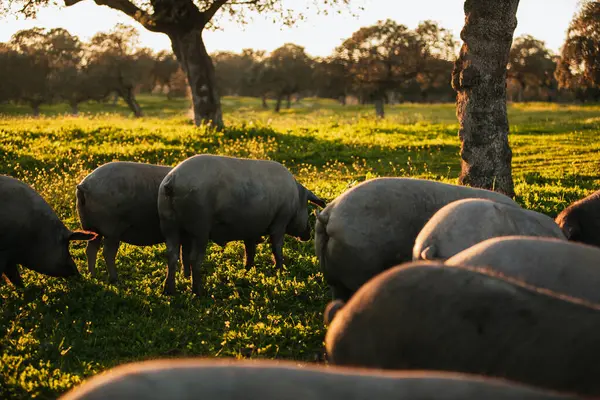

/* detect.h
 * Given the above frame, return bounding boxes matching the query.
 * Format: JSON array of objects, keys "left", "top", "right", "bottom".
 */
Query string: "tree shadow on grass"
[{"left": 1, "top": 124, "right": 462, "bottom": 182}]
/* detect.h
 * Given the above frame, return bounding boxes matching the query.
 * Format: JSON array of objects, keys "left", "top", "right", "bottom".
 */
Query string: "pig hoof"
[
  {"left": 163, "top": 288, "right": 175, "bottom": 296},
  {"left": 162, "top": 283, "right": 176, "bottom": 296}
]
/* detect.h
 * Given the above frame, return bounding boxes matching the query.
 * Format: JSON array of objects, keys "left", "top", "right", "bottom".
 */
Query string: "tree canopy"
[{"left": 555, "top": 0, "right": 600, "bottom": 97}]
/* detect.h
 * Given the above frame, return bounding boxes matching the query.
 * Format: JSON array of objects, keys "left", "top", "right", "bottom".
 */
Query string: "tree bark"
[
  {"left": 169, "top": 28, "right": 223, "bottom": 129},
  {"left": 274, "top": 95, "right": 282, "bottom": 112},
  {"left": 261, "top": 94, "right": 269, "bottom": 109},
  {"left": 286, "top": 94, "right": 292, "bottom": 109},
  {"left": 118, "top": 87, "right": 143, "bottom": 117},
  {"left": 31, "top": 102, "right": 40, "bottom": 117},
  {"left": 111, "top": 92, "right": 119, "bottom": 106},
  {"left": 451, "top": 0, "right": 519, "bottom": 197},
  {"left": 70, "top": 101, "right": 79, "bottom": 116}
]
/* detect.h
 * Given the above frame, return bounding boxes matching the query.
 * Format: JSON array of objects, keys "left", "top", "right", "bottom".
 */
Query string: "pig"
[
  {"left": 59, "top": 358, "right": 580, "bottom": 400},
  {"left": 413, "top": 199, "right": 566, "bottom": 261},
  {"left": 0, "top": 175, "right": 96, "bottom": 288},
  {"left": 325, "top": 262, "right": 600, "bottom": 398},
  {"left": 445, "top": 236, "right": 600, "bottom": 303},
  {"left": 315, "top": 177, "right": 519, "bottom": 301},
  {"left": 76, "top": 161, "right": 175, "bottom": 283},
  {"left": 157, "top": 154, "right": 326, "bottom": 296},
  {"left": 555, "top": 189, "right": 600, "bottom": 247}
]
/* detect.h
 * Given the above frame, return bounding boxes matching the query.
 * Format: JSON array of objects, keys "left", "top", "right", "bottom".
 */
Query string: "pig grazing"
[
  {"left": 315, "top": 177, "right": 518, "bottom": 301},
  {"left": 413, "top": 199, "right": 566, "bottom": 261},
  {"left": 446, "top": 236, "right": 600, "bottom": 303},
  {"left": 76, "top": 161, "right": 173, "bottom": 283},
  {"left": 0, "top": 175, "right": 96, "bottom": 288},
  {"left": 325, "top": 262, "right": 600, "bottom": 398},
  {"left": 555, "top": 189, "right": 600, "bottom": 247},
  {"left": 59, "top": 359, "right": 579, "bottom": 400},
  {"left": 158, "top": 154, "right": 326, "bottom": 296}
]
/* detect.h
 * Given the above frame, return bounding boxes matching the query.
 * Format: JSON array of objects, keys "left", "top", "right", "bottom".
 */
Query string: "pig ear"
[
  {"left": 306, "top": 188, "right": 326, "bottom": 208},
  {"left": 68, "top": 230, "right": 98, "bottom": 242}
]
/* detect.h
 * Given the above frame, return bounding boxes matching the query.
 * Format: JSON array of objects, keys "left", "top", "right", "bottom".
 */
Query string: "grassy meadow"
[{"left": 1, "top": 95, "right": 599, "bottom": 398}]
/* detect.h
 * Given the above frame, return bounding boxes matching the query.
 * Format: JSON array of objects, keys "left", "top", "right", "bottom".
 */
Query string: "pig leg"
[
  {"left": 102, "top": 238, "right": 121, "bottom": 284},
  {"left": 189, "top": 234, "right": 208, "bottom": 297},
  {"left": 3, "top": 264, "right": 24, "bottom": 288},
  {"left": 162, "top": 230, "right": 181, "bottom": 296},
  {"left": 85, "top": 235, "right": 103, "bottom": 278},
  {"left": 243, "top": 239, "right": 258, "bottom": 269},
  {"left": 180, "top": 234, "right": 192, "bottom": 278},
  {"left": 330, "top": 284, "right": 352, "bottom": 302},
  {"left": 269, "top": 232, "right": 285, "bottom": 269}
]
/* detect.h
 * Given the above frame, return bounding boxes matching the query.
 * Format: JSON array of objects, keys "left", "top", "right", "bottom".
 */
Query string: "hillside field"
[{"left": 1, "top": 96, "right": 599, "bottom": 399}]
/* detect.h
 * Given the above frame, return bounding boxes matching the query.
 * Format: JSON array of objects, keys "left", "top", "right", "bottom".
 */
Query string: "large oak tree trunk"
[
  {"left": 452, "top": 0, "right": 519, "bottom": 197},
  {"left": 170, "top": 28, "right": 223, "bottom": 129},
  {"left": 274, "top": 95, "right": 282, "bottom": 112}
]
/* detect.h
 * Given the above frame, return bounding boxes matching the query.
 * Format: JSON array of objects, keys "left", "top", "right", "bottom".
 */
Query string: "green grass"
[{"left": 1, "top": 95, "right": 599, "bottom": 398}]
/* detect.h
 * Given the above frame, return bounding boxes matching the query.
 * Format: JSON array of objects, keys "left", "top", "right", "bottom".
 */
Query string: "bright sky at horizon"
[{"left": 0, "top": 0, "right": 581, "bottom": 57}]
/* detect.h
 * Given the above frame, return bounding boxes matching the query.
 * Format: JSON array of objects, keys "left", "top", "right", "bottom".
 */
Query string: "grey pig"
[
  {"left": 59, "top": 358, "right": 580, "bottom": 400},
  {"left": 0, "top": 175, "right": 96, "bottom": 288},
  {"left": 325, "top": 262, "right": 600, "bottom": 398},
  {"left": 158, "top": 154, "right": 326, "bottom": 296},
  {"left": 413, "top": 198, "right": 565, "bottom": 261},
  {"left": 315, "top": 177, "right": 518, "bottom": 301},
  {"left": 555, "top": 189, "right": 600, "bottom": 247},
  {"left": 76, "top": 161, "right": 180, "bottom": 283},
  {"left": 446, "top": 236, "right": 600, "bottom": 303}
]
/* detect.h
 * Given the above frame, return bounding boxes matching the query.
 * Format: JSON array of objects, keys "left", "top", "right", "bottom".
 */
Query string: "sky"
[{"left": 0, "top": 0, "right": 582, "bottom": 57}]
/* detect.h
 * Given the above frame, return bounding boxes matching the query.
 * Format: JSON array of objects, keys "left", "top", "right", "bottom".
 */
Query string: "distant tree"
[
  {"left": 312, "top": 57, "right": 352, "bottom": 104},
  {"left": 168, "top": 67, "right": 190, "bottom": 98},
  {"left": 135, "top": 47, "right": 159, "bottom": 93},
  {"left": 414, "top": 20, "right": 458, "bottom": 103},
  {"left": 41, "top": 28, "right": 108, "bottom": 114},
  {"left": 152, "top": 50, "right": 180, "bottom": 98},
  {"left": 335, "top": 19, "right": 455, "bottom": 117},
  {"left": 508, "top": 35, "right": 557, "bottom": 101},
  {"left": 3, "top": 0, "right": 357, "bottom": 128},
  {"left": 212, "top": 50, "right": 253, "bottom": 96},
  {"left": 7, "top": 28, "right": 53, "bottom": 115},
  {"left": 556, "top": 0, "right": 600, "bottom": 101},
  {"left": 451, "top": 0, "right": 520, "bottom": 197},
  {"left": 335, "top": 19, "right": 421, "bottom": 117},
  {"left": 414, "top": 57, "right": 455, "bottom": 102},
  {"left": 87, "top": 24, "right": 153, "bottom": 117},
  {"left": 261, "top": 43, "right": 313, "bottom": 112}
]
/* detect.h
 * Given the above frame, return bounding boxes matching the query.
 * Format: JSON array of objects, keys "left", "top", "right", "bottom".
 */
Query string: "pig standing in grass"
[
  {"left": 446, "top": 236, "right": 600, "bottom": 303},
  {"left": 158, "top": 154, "right": 326, "bottom": 296},
  {"left": 59, "top": 359, "right": 579, "bottom": 400},
  {"left": 0, "top": 175, "right": 96, "bottom": 288},
  {"left": 76, "top": 161, "right": 176, "bottom": 283},
  {"left": 413, "top": 199, "right": 566, "bottom": 261},
  {"left": 315, "top": 177, "right": 518, "bottom": 301},
  {"left": 325, "top": 262, "right": 600, "bottom": 398},
  {"left": 555, "top": 189, "right": 600, "bottom": 247}
]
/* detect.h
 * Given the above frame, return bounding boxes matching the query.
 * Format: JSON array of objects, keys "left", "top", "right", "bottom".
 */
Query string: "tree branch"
[
  {"left": 64, "top": 0, "right": 168, "bottom": 33},
  {"left": 201, "top": 0, "right": 229, "bottom": 25}
]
